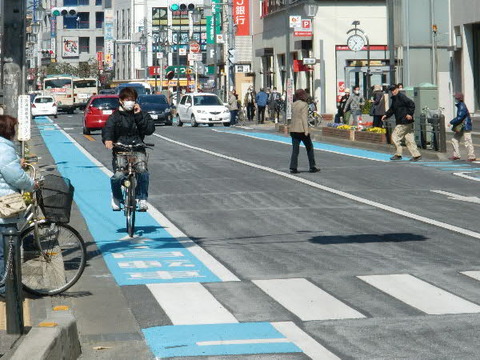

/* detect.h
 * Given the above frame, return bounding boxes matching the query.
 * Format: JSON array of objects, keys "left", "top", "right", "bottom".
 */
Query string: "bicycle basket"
[{"left": 37, "top": 174, "right": 74, "bottom": 223}]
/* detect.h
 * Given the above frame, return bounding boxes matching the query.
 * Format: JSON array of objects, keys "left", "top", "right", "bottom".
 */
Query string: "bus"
[
  {"left": 43, "top": 75, "right": 75, "bottom": 113},
  {"left": 73, "top": 78, "right": 98, "bottom": 109}
]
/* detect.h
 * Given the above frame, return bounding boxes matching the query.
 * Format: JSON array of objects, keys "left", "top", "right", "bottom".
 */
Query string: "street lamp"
[{"left": 140, "top": 32, "right": 147, "bottom": 79}]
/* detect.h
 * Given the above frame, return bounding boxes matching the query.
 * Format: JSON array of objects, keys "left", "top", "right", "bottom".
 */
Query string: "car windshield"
[
  {"left": 193, "top": 96, "right": 223, "bottom": 106},
  {"left": 34, "top": 97, "right": 54, "bottom": 104},
  {"left": 91, "top": 97, "right": 119, "bottom": 109},
  {"left": 118, "top": 85, "right": 147, "bottom": 95},
  {"left": 138, "top": 95, "right": 168, "bottom": 105}
]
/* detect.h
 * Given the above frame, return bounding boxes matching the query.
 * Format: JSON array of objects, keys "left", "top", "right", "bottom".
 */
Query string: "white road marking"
[
  {"left": 253, "top": 278, "right": 365, "bottom": 321},
  {"left": 197, "top": 338, "right": 290, "bottom": 346},
  {"left": 212, "top": 129, "right": 388, "bottom": 162},
  {"left": 461, "top": 271, "right": 480, "bottom": 281},
  {"left": 43, "top": 118, "right": 239, "bottom": 282},
  {"left": 153, "top": 133, "right": 480, "bottom": 240},
  {"left": 272, "top": 322, "right": 341, "bottom": 360},
  {"left": 146, "top": 282, "right": 238, "bottom": 325},
  {"left": 431, "top": 190, "right": 480, "bottom": 204},
  {"left": 358, "top": 274, "right": 480, "bottom": 315},
  {"left": 454, "top": 172, "right": 480, "bottom": 182}
]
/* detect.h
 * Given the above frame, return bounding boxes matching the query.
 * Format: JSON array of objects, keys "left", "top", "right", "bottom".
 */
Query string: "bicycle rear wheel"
[
  {"left": 125, "top": 175, "right": 136, "bottom": 237},
  {"left": 20, "top": 222, "right": 87, "bottom": 296}
]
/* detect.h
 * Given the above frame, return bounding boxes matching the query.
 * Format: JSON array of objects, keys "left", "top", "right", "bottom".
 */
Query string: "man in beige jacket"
[{"left": 289, "top": 89, "right": 319, "bottom": 174}]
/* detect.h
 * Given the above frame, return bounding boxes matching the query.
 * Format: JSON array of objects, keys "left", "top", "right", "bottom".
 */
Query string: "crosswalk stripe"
[
  {"left": 253, "top": 278, "right": 365, "bottom": 321},
  {"left": 461, "top": 271, "right": 480, "bottom": 281},
  {"left": 272, "top": 322, "right": 341, "bottom": 360},
  {"left": 147, "top": 282, "right": 238, "bottom": 325},
  {"left": 358, "top": 274, "right": 480, "bottom": 315}
]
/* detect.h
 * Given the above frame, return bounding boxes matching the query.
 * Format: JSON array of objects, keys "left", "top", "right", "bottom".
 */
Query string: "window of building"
[
  {"left": 77, "top": 12, "right": 89, "bottom": 29},
  {"left": 96, "top": 12, "right": 104, "bottom": 28},
  {"left": 96, "top": 37, "right": 104, "bottom": 53},
  {"left": 64, "top": 0, "right": 89, "bottom": 5},
  {"left": 79, "top": 37, "right": 90, "bottom": 53},
  {"left": 95, "top": 0, "right": 102, "bottom": 5}
]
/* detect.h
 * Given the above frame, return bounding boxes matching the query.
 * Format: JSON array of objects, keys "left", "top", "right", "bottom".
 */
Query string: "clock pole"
[{"left": 346, "top": 21, "right": 371, "bottom": 97}]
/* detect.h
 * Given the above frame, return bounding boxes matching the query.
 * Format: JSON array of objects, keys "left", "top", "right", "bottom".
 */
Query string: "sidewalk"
[{"left": 0, "top": 129, "right": 82, "bottom": 360}]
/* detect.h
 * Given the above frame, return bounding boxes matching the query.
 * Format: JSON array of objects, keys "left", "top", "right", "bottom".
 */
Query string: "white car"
[
  {"left": 176, "top": 93, "right": 230, "bottom": 127},
  {"left": 31, "top": 96, "right": 58, "bottom": 118}
]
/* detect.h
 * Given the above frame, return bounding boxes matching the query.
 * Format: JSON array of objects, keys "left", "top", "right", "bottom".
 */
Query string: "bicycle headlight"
[{"left": 123, "top": 179, "right": 131, "bottom": 188}]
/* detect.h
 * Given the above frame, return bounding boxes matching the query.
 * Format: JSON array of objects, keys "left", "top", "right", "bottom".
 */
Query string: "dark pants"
[
  {"left": 111, "top": 152, "right": 149, "bottom": 202},
  {"left": 246, "top": 103, "right": 255, "bottom": 120},
  {"left": 257, "top": 106, "right": 266, "bottom": 123},
  {"left": 373, "top": 115, "right": 383, "bottom": 128},
  {"left": 289, "top": 132, "right": 316, "bottom": 170},
  {"left": 230, "top": 110, "right": 238, "bottom": 125}
]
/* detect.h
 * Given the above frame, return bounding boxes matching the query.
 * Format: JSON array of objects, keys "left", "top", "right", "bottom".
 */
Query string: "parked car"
[
  {"left": 82, "top": 94, "right": 119, "bottom": 135},
  {"left": 31, "top": 96, "right": 57, "bottom": 118},
  {"left": 137, "top": 94, "right": 172, "bottom": 126},
  {"left": 176, "top": 93, "right": 230, "bottom": 127}
]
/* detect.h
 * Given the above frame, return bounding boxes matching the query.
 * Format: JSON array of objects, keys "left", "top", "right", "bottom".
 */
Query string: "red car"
[{"left": 83, "top": 95, "right": 119, "bottom": 135}]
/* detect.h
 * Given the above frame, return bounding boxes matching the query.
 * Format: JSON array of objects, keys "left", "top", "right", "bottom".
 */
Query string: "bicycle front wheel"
[
  {"left": 125, "top": 175, "right": 136, "bottom": 237},
  {"left": 20, "top": 222, "right": 87, "bottom": 296}
]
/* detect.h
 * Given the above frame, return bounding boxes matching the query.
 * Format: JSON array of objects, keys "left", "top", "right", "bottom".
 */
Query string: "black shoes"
[
  {"left": 290, "top": 169, "right": 299, "bottom": 174},
  {"left": 409, "top": 156, "right": 422, "bottom": 162},
  {"left": 309, "top": 167, "right": 320, "bottom": 173},
  {"left": 390, "top": 155, "right": 402, "bottom": 160}
]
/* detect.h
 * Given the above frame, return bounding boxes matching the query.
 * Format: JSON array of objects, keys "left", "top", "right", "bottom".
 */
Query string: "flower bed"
[
  {"left": 354, "top": 131, "right": 387, "bottom": 144},
  {"left": 322, "top": 126, "right": 354, "bottom": 140}
]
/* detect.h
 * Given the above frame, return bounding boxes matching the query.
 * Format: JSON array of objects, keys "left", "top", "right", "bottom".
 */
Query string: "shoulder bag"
[
  {"left": 453, "top": 120, "right": 465, "bottom": 133},
  {"left": 0, "top": 192, "right": 27, "bottom": 218}
]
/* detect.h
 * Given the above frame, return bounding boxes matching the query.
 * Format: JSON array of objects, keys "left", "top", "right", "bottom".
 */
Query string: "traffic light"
[
  {"left": 51, "top": 7, "right": 77, "bottom": 16},
  {"left": 228, "top": 49, "right": 236, "bottom": 65},
  {"left": 166, "top": 71, "right": 175, "bottom": 80},
  {"left": 41, "top": 49, "right": 54, "bottom": 58},
  {"left": 169, "top": 3, "right": 195, "bottom": 11}
]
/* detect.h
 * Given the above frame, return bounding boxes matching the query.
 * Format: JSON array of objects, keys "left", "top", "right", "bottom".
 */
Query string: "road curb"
[{"left": 8, "top": 309, "right": 81, "bottom": 360}]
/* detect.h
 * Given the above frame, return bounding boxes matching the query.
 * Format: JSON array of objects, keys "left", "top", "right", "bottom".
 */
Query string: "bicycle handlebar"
[{"left": 113, "top": 142, "right": 154, "bottom": 151}]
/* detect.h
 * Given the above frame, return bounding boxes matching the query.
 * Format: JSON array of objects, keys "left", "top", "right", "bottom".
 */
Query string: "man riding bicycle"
[{"left": 102, "top": 87, "right": 155, "bottom": 211}]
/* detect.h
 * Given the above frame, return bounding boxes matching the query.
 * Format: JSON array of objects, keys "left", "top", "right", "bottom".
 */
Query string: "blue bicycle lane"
[{"left": 34, "top": 118, "right": 311, "bottom": 359}]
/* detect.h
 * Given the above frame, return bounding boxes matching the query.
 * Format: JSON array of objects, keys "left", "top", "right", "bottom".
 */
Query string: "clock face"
[{"left": 347, "top": 34, "right": 365, "bottom": 52}]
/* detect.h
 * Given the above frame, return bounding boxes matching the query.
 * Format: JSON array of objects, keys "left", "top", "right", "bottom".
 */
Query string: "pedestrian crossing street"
[{"left": 138, "top": 271, "right": 480, "bottom": 359}]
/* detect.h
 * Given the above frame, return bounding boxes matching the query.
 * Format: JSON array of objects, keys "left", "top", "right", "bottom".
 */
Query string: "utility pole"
[{"left": 1, "top": 0, "right": 25, "bottom": 116}]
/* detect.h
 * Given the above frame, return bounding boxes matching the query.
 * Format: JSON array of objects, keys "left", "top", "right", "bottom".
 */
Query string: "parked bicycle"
[
  {"left": 20, "top": 160, "right": 86, "bottom": 296},
  {"left": 113, "top": 142, "right": 154, "bottom": 237}
]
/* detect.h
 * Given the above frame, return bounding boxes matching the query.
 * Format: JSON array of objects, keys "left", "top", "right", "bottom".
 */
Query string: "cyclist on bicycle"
[{"left": 102, "top": 87, "right": 155, "bottom": 211}]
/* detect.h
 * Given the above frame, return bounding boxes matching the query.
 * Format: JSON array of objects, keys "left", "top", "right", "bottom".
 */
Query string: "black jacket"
[
  {"left": 384, "top": 92, "right": 415, "bottom": 125},
  {"left": 102, "top": 109, "right": 155, "bottom": 146}
]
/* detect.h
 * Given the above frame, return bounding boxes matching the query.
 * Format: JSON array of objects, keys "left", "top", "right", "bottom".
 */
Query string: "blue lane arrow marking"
[
  {"left": 35, "top": 117, "right": 220, "bottom": 285},
  {"left": 216, "top": 129, "right": 394, "bottom": 162},
  {"left": 143, "top": 322, "right": 302, "bottom": 357}
]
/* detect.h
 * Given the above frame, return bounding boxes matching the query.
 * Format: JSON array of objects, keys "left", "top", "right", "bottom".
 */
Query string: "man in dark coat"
[
  {"left": 382, "top": 84, "right": 422, "bottom": 161},
  {"left": 102, "top": 87, "right": 155, "bottom": 210}
]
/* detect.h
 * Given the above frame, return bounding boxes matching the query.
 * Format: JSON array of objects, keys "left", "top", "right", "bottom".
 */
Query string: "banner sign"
[
  {"left": 62, "top": 37, "right": 79, "bottom": 57},
  {"left": 234, "top": 0, "right": 250, "bottom": 36}
]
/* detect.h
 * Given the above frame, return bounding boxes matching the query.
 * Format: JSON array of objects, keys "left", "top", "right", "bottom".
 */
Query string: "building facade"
[{"left": 256, "top": 0, "right": 387, "bottom": 114}]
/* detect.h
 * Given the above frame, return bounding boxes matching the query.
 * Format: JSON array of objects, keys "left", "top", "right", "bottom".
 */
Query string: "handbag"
[
  {"left": 452, "top": 121, "right": 465, "bottom": 133},
  {"left": 0, "top": 192, "right": 27, "bottom": 218}
]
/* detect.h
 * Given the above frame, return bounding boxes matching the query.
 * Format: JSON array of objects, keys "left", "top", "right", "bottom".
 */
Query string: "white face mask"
[
  {"left": 122, "top": 100, "right": 135, "bottom": 111},
  {"left": 354, "top": 91, "right": 360, "bottom": 95}
]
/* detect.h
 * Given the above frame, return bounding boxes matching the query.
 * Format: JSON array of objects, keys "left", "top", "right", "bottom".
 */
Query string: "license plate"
[
  {"left": 150, "top": 114, "right": 158, "bottom": 119},
  {"left": 79, "top": 94, "right": 88, "bottom": 99},
  {"left": 103, "top": 110, "right": 113, "bottom": 115}
]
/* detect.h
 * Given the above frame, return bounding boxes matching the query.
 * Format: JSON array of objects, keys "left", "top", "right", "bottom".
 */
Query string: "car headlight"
[
  {"left": 223, "top": 109, "right": 230, "bottom": 114},
  {"left": 165, "top": 108, "right": 171, "bottom": 113},
  {"left": 196, "top": 109, "right": 208, "bottom": 114}
]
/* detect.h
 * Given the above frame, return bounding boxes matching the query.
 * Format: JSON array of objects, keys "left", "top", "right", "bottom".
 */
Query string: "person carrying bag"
[{"left": 0, "top": 115, "right": 35, "bottom": 298}]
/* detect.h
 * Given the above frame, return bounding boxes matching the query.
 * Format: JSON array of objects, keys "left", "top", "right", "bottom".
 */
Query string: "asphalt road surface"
[{"left": 36, "top": 112, "right": 480, "bottom": 360}]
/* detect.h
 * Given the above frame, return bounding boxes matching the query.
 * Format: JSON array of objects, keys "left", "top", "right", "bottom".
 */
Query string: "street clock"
[{"left": 347, "top": 34, "right": 365, "bottom": 52}]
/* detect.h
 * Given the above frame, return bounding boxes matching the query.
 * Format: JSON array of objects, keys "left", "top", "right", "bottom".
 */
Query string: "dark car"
[
  {"left": 83, "top": 94, "right": 119, "bottom": 135},
  {"left": 137, "top": 94, "right": 172, "bottom": 125}
]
